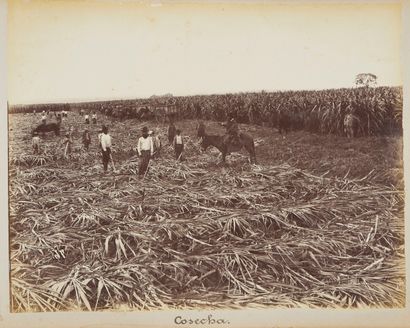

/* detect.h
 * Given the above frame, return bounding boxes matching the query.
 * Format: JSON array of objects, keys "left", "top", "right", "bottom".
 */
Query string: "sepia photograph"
[{"left": 2, "top": 0, "right": 410, "bottom": 327}]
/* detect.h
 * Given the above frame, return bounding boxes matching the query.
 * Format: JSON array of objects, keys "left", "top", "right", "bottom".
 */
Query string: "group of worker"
[
  {"left": 31, "top": 112, "right": 185, "bottom": 177},
  {"left": 83, "top": 112, "right": 98, "bottom": 124},
  {"left": 99, "top": 124, "right": 184, "bottom": 176},
  {"left": 38, "top": 109, "right": 68, "bottom": 125}
]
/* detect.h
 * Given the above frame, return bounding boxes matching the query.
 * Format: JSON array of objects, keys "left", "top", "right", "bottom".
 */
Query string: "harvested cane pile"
[{"left": 9, "top": 114, "right": 405, "bottom": 311}]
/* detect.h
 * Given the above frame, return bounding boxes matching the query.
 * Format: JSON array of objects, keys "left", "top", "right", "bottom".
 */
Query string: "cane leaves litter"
[{"left": 9, "top": 114, "right": 404, "bottom": 312}]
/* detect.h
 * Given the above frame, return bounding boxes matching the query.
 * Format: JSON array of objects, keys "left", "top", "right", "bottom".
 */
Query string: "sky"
[{"left": 7, "top": 0, "right": 403, "bottom": 105}]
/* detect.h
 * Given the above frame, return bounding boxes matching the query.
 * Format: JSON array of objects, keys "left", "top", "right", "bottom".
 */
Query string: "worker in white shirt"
[
  {"left": 92, "top": 112, "right": 97, "bottom": 124},
  {"left": 100, "top": 125, "right": 112, "bottom": 172},
  {"left": 32, "top": 132, "right": 40, "bottom": 154},
  {"left": 85, "top": 113, "right": 90, "bottom": 124},
  {"left": 137, "top": 127, "right": 153, "bottom": 176},
  {"left": 173, "top": 129, "right": 184, "bottom": 161},
  {"left": 41, "top": 114, "right": 47, "bottom": 125}
]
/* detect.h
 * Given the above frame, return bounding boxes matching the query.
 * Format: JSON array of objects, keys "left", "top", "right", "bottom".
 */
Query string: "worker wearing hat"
[
  {"left": 100, "top": 125, "right": 112, "bottom": 172},
  {"left": 137, "top": 126, "right": 154, "bottom": 176},
  {"left": 173, "top": 129, "right": 184, "bottom": 161}
]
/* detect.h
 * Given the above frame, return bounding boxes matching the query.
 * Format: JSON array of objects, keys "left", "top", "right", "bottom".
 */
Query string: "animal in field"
[
  {"left": 197, "top": 122, "right": 257, "bottom": 164},
  {"left": 32, "top": 122, "right": 61, "bottom": 136},
  {"left": 277, "top": 110, "right": 292, "bottom": 134}
]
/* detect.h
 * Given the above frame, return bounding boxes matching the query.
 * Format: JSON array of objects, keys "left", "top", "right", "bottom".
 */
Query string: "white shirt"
[
  {"left": 85, "top": 114, "right": 89, "bottom": 120},
  {"left": 32, "top": 136, "right": 40, "bottom": 145},
  {"left": 100, "top": 133, "right": 112, "bottom": 151},
  {"left": 92, "top": 114, "right": 97, "bottom": 118},
  {"left": 175, "top": 135, "right": 183, "bottom": 145},
  {"left": 137, "top": 136, "right": 153, "bottom": 155}
]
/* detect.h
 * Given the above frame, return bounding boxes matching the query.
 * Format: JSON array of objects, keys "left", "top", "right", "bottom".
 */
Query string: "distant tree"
[{"left": 355, "top": 73, "right": 377, "bottom": 88}]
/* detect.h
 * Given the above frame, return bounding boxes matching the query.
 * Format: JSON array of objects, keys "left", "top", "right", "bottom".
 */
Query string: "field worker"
[
  {"left": 173, "top": 129, "right": 184, "bottom": 161},
  {"left": 137, "top": 127, "right": 154, "bottom": 176},
  {"left": 223, "top": 117, "right": 240, "bottom": 147},
  {"left": 344, "top": 111, "right": 358, "bottom": 138},
  {"left": 168, "top": 122, "right": 176, "bottom": 145},
  {"left": 85, "top": 113, "right": 90, "bottom": 124},
  {"left": 32, "top": 132, "right": 40, "bottom": 154},
  {"left": 41, "top": 113, "right": 47, "bottom": 125},
  {"left": 100, "top": 126, "right": 112, "bottom": 173},
  {"left": 33, "top": 109, "right": 36, "bottom": 115},
  {"left": 151, "top": 130, "right": 162, "bottom": 158},
  {"left": 80, "top": 109, "right": 84, "bottom": 117},
  {"left": 92, "top": 112, "right": 97, "bottom": 124},
  {"left": 63, "top": 132, "right": 73, "bottom": 155},
  {"left": 82, "top": 128, "right": 91, "bottom": 151}
]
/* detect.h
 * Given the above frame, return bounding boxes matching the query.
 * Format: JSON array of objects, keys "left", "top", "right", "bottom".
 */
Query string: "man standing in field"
[
  {"left": 173, "top": 129, "right": 184, "bottom": 161},
  {"left": 344, "top": 110, "right": 359, "bottom": 138},
  {"left": 85, "top": 113, "right": 90, "bottom": 124},
  {"left": 63, "top": 132, "right": 73, "bottom": 156},
  {"left": 137, "top": 127, "right": 154, "bottom": 177},
  {"left": 92, "top": 112, "right": 97, "bottom": 124},
  {"left": 82, "top": 128, "right": 91, "bottom": 151},
  {"left": 149, "top": 130, "right": 162, "bottom": 158},
  {"left": 32, "top": 132, "right": 40, "bottom": 154},
  {"left": 100, "top": 126, "right": 112, "bottom": 173}
]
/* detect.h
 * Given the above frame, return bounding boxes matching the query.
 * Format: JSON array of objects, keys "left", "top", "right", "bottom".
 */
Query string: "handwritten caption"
[{"left": 174, "top": 314, "right": 230, "bottom": 325}]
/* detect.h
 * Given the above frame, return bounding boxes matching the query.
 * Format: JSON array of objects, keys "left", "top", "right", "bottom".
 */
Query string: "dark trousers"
[
  {"left": 85, "top": 119, "right": 90, "bottom": 124},
  {"left": 175, "top": 144, "right": 184, "bottom": 160},
  {"left": 84, "top": 142, "right": 90, "bottom": 150},
  {"left": 138, "top": 150, "right": 151, "bottom": 176},
  {"left": 92, "top": 118, "right": 97, "bottom": 124},
  {"left": 33, "top": 144, "right": 39, "bottom": 154},
  {"left": 102, "top": 148, "right": 111, "bottom": 172}
]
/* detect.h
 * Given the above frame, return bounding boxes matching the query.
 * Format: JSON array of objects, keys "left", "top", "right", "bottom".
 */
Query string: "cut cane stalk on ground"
[{"left": 8, "top": 112, "right": 404, "bottom": 311}]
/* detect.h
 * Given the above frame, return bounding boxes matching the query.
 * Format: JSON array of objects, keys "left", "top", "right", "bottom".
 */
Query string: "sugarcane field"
[{"left": 8, "top": 85, "right": 404, "bottom": 312}]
